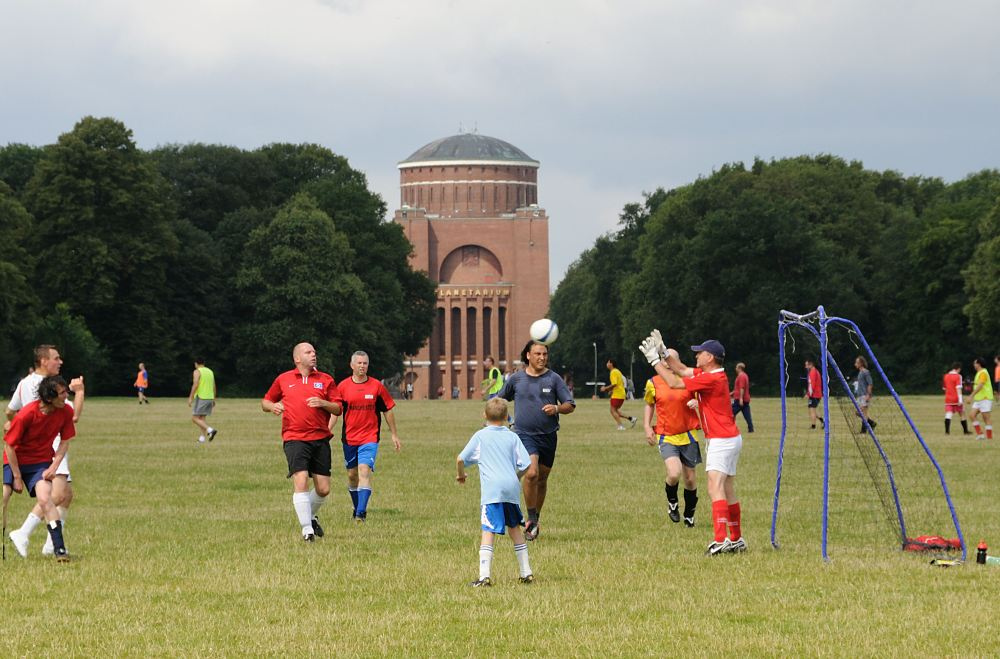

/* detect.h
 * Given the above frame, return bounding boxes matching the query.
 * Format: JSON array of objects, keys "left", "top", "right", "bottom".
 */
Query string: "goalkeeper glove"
[
  {"left": 640, "top": 336, "right": 661, "bottom": 366},
  {"left": 650, "top": 329, "right": 668, "bottom": 360}
]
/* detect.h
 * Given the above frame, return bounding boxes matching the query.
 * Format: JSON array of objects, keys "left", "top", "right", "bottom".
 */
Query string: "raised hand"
[{"left": 639, "top": 336, "right": 661, "bottom": 366}]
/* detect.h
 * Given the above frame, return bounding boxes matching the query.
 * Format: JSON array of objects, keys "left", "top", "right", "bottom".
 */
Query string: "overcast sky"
[{"left": 3, "top": 0, "right": 998, "bottom": 289}]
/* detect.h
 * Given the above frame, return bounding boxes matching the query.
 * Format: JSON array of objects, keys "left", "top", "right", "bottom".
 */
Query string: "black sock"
[
  {"left": 48, "top": 520, "right": 66, "bottom": 553},
  {"left": 945, "top": 418, "right": 951, "bottom": 434},
  {"left": 683, "top": 488, "right": 698, "bottom": 518},
  {"left": 869, "top": 418, "right": 877, "bottom": 429},
  {"left": 665, "top": 482, "right": 678, "bottom": 504},
  {"left": 961, "top": 420, "right": 970, "bottom": 433},
  {"left": 528, "top": 508, "right": 539, "bottom": 523}
]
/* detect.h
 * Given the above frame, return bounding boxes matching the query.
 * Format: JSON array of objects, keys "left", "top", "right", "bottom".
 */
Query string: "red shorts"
[
  {"left": 944, "top": 403, "right": 963, "bottom": 414},
  {"left": 610, "top": 398, "right": 624, "bottom": 410}
]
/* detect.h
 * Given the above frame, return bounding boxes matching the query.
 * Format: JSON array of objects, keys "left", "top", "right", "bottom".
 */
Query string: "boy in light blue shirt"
[{"left": 456, "top": 397, "right": 534, "bottom": 587}]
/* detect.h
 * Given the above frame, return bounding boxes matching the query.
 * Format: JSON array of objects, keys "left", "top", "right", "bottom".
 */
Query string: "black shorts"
[
  {"left": 808, "top": 397, "right": 822, "bottom": 408},
  {"left": 283, "top": 438, "right": 332, "bottom": 478},
  {"left": 518, "top": 432, "right": 558, "bottom": 469}
]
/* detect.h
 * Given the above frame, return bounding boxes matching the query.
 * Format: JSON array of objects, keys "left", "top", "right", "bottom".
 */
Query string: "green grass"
[{"left": 2, "top": 396, "right": 999, "bottom": 656}]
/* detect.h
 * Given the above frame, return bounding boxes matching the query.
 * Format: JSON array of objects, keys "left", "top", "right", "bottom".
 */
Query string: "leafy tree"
[
  {"left": 233, "top": 193, "right": 368, "bottom": 386},
  {"left": 0, "top": 181, "right": 39, "bottom": 385},
  {"left": 31, "top": 303, "right": 109, "bottom": 386},
  {"left": 0, "top": 143, "right": 45, "bottom": 195},
  {"left": 22, "top": 116, "right": 182, "bottom": 392},
  {"left": 964, "top": 197, "right": 1000, "bottom": 346}
]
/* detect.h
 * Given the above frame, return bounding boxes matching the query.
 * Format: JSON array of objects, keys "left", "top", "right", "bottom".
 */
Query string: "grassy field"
[{"left": 2, "top": 395, "right": 999, "bottom": 656}]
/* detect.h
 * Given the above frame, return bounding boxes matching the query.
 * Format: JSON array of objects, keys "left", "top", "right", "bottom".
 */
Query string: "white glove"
[
  {"left": 650, "top": 329, "right": 668, "bottom": 359},
  {"left": 640, "top": 336, "right": 661, "bottom": 366}
]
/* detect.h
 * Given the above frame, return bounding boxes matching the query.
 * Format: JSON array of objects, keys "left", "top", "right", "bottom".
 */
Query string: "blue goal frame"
[{"left": 770, "top": 306, "right": 966, "bottom": 561}]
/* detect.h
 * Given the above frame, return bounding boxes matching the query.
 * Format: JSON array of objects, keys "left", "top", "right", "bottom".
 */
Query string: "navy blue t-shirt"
[{"left": 497, "top": 369, "right": 575, "bottom": 437}]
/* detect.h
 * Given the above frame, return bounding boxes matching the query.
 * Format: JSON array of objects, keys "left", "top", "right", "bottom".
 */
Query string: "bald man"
[{"left": 262, "top": 343, "right": 342, "bottom": 542}]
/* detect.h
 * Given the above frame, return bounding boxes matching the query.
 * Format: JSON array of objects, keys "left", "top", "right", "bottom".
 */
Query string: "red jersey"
[
  {"left": 3, "top": 400, "right": 75, "bottom": 465},
  {"left": 943, "top": 371, "right": 962, "bottom": 404},
  {"left": 684, "top": 368, "right": 739, "bottom": 439},
  {"left": 263, "top": 369, "right": 340, "bottom": 442},
  {"left": 648, "top": 376, "right": 699, "bottom": 436},
  {"left": 732, "top": 371, "right": 750, "bottom": 403},
  {"left": 807, "top": 367, "right": 823, "bottom": 399},
  {"left": 338, "top": 376, "right": 395, "bottom": 446}
]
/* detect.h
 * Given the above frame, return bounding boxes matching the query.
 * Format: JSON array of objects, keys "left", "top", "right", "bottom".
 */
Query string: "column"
[
  {"left": 459, "top": 294, "right": 469, "bottom": 399},
  {"left": 443, "top": 300, "right": 453, "bottom": 401}
]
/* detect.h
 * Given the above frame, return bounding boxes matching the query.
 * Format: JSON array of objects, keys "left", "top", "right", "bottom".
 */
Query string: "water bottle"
[
  {"left": 986, "top": 556, "right": 1000, "bottom": 566},
  {"left": 977, "top": 540, "right": 987, "bottom": 564}
]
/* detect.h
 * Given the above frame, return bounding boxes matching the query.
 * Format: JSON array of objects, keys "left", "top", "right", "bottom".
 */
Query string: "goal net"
[{"left": 770, "top": 307, "right": 966, "bottom": 560}]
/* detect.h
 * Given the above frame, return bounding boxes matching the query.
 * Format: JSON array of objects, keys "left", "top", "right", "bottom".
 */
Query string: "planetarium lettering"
[{"left": 437, "top": 287, "right": 510, "bottom": 298}]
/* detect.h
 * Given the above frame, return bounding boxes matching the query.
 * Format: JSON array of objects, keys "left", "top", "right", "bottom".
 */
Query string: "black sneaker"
[
  {"left": 354, "top": 512, "right": 367, "bottom": 524},
  {"left": 303, "top": 533, "right": 315, "bottom": 542},
  {"left": 55, "top": 547, "right": 70, "bottom": 563},
  {"left": 312, "top": 517, "right": 324, "bottom": 538},
  {"left": 683, "top": 515, "right": 695, "bottom": 528},
  {"left": 470, "top": 577, "right": 493, "bottom": 587},
  {"left": 207, "top": 428, "right": 218, "bottom": 442},
  {"left": 524, "top": 520, "right": 539, "bottom": 541},
  {"left": 629, "top": 417, "right": 637, "bottom": 429},
  {"left": 667, "top": 502, "right": 680, "bottom": 524},
  {"left": 518, "top": 574, "right": 535, "bottom": 584}
]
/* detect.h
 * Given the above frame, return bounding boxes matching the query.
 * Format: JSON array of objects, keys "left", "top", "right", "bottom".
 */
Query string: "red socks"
[
  {"left": 712, "top": 500, "right": 729, "bottom": 542},
  {"left": 728, "top": 502, "right": 742, "bottom": 541}
]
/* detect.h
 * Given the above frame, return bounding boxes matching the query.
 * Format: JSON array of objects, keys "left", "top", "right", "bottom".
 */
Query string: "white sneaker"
[
  {"left": 42, "top": 534, "right": 55, "bottom": 556},
  {"left": 706, "top": 538, "right": 734, "bottom": 556},
  {"left": 729, "top": 537, "right": 748, "bottom": 553},
  {"left": 8, "top": 529, "right": 29, "bottom": 558},
  {"left": 198, "top": 436, "right": 206, "bottom": 443},
  {"left": 616, "top": 425, "right": 625, "bottom": 431}
]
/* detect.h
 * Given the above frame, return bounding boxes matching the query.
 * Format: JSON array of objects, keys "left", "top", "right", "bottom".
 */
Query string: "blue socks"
[{"left": 357, "top": 487, "right": 372, "bottom": 516}]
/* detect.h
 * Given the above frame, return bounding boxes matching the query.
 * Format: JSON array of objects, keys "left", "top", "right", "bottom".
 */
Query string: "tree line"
[
  {"left": 548, "top": 156, "right": 999, "bottom": 394},
  {"left": 0, "top": 116, "right": 437, "bottom": 395}
]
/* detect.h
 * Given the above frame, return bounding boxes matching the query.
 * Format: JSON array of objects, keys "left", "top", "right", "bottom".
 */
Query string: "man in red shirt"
[
  {"left": 730, "top": 362, "right": 754, "bottom": 433},
  {"left": 641, "top": 331, "right": 746, "bottom": 555},
  {"left": 942, "top": 362, "right": 971, "bottom": 435},
  {"left": 804, "top": 359, "right": 824, "bottom": 430},
  {"left": 262, "top": 342, "right": 342, "bottom": 542},
  {"left": 337, "top": 351, "right": 401, "bottom": 522},
  {"left": 3, "top": 375, "right": 75, "bottom": 561}
]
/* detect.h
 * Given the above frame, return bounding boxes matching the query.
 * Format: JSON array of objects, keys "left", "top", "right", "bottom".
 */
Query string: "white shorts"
[
  {"left": 705, "top": 435, "right": 743, "bottom": 476},
  {"left": 973, "top": 399, "right": 993, "bottom": 414},
  {"left": 52, "top": 436, "right": 72, "bottom": 481}
]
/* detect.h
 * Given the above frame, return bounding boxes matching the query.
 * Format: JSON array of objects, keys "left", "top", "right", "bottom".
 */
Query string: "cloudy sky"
[{"left": 3, "top": 0, "right": 998, "bottom": 288}]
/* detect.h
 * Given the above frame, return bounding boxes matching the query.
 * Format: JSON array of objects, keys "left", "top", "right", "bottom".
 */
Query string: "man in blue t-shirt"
[
  {"left": 496, "top": 340, "right": 575, "bottom": 541},
  {"left": 457, "top": 397, "right": 534, "bottom": 587}
]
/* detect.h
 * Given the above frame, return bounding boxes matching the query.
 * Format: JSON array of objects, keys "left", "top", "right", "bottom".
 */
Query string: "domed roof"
[{"left": 400, "top": 133, "right": 538, "bottom": 166}]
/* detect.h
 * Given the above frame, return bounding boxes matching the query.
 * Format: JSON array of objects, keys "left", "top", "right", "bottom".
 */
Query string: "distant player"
[
  {"left": 262, "top": 343, "right": 342, "bottom": 541},
  {"left": 480, "top": 356, "right": 504, "bottom": 399},
  {"left": 730, "top": 362, "right": 754, "bottom": 433},
  {"left": 5, "top": 344, "right": 84, "bottom": 557},
  {"left": 853, "top": 357, "right": 877, "bottom": 432},
  {"left": 456, "top": 397, "right": 534, "bottom": 587},
  {"left": 338, "top": 351, "right": 401, "bottom": 522},
  {"left": 641, "top": 331, "right": 746, "bottom": 555},
  {"left": 643, "top": 369, "right": 701, "bottom": 526},
  {"left": 994, "top": 356, "right": 1000, "bottom": 396},
  {"left": 3, "top": 375, "right": 75, "bottom": 561},
  {"left": 970, "top": 357, "right": 994, "bottom": 440},
  {"left": 188, "top": 357, "right": 218, "bottom": 443},
  {"left": 134, "top": 362, "right": 149, "bottom": 404},
  {"left": 496, "top": 341, "right": 575, "bottom": 541},
  {"left": 942, "top": 363, "right": 971, "bottom": 435},
  {"left": 804, "top": 359, "right": 824, "bottom": 429},
  {"left": 601, "top": 359, "right": 636, "bottom": 430}
]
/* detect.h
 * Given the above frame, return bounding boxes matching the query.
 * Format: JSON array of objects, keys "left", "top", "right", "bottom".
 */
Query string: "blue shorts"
[
  {"left": 3, "top": 462, "right": 51, "bottom": 498},
  {"left": 518, "top": 432, "right": 557, "bottom": 468},
  {"left": 480, "top": 502, "right": 524, "bottom": 534},
  {"left": 343, "top": 442, "right": 378, "bottom": 471}
]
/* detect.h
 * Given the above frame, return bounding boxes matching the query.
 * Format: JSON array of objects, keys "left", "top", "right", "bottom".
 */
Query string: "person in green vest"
[
  {"left": 481, "top": 356, "right": 504, "bottom": 400},
  {"left": 188, "top": 357, "right": 218, "bottom": 443}
]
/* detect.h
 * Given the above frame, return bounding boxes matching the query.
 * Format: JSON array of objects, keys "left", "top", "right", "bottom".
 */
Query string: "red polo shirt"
[
  {"left": 684, "top": 368, "right": 739, "bottom": 439},
  {"left": 263, "top": 369, "right": 340, "bottom": 441},
  {"left": 338, "top": 376, "right": 395, "bottom": 446},
  {"left": 4, "top": 400, "right": 75, "bottom": 465}
]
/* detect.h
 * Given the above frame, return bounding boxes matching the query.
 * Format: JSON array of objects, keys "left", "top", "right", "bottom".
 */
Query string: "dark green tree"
[{"left": 0, "top": 182, "right": 39, "bottom": 385}]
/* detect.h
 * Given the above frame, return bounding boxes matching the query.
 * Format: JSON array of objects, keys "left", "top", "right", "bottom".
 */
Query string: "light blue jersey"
[{"left": 459, "top": 425, "right": 531, "bottom": 505}]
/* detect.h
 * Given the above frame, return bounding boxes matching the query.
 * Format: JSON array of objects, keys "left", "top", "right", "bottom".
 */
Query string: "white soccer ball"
[{"left": 530, "top": 318, "right": 559, "bottom": 345}]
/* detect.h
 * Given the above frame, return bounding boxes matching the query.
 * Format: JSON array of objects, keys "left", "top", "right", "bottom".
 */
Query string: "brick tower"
[{"left": 394, "top": 133, "right": 550, "bottom": 400}]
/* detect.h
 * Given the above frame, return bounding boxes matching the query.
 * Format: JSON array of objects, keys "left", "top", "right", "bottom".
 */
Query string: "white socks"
[
  {"left": 292, "top": 492, "right": 313, "bottom": 534},
  {"left": 308, "top": 489, "right": 326, "bottom": 517},
  {"left": 20, "top": 512, "right": 43, "bottom": 535},
  {"left": 479, "top": 544, "right": 494, "bottom": 580},
  {"left": 514, "top": 543, "right": 532, "bottom": 578}
]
